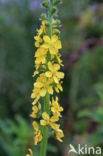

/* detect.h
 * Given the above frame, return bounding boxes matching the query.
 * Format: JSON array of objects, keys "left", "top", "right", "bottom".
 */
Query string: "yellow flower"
[
  {"left": 32, "top": 121, "right": 42, "bottom": 145},
  {"left": 55, "top": 129, "right": 64, "bottom": 142},
  {"left": 35, "top": 47, "right": 48, "bottom": 64},
  {"left": 30, "top": 103, "right": 41, "bottom": 118},
  {"left": 34, "top": 35, "right": 42, "bottom": 48},
  {"left": 26, "top": 148, "right": 33, "bottom": 156},
  {"left": 45, "top": 62, "right": 64, "bottom": 83},
  {"left": 40, "top": 112, "right": 60, "bottom": 130},
  {"left": 51, "top": 97, "right": 63, "bottom": 117},
  {"left": 31, "top": 74, "right": 53, "bottom": 104},
  {"left": 31, "top": 88, "right": 41, "bottom": 105},
  {"left": 42, "top": 35, "right": 62, "bottom": 55}
]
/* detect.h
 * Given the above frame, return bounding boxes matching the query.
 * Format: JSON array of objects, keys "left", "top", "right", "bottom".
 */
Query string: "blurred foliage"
[
  {"left": 1, "top": 0, "right": 103, "bottom": 156},
  {"left": 0, "top": 115, "right": 33, "bottom": 156}
]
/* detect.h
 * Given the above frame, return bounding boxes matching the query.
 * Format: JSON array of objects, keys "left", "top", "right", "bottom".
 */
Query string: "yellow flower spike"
[
  {"left": 40, "top": 112, "right": 60, "bottom": 130},
  {"left": 26, "top": 148, "right": 33, "bottom": 156},
  {"left": 55, "top": 129, "right": 64, "bottom": 142},
  {"left": 29, "top": 0, "right": 64, "bottom": 155}
]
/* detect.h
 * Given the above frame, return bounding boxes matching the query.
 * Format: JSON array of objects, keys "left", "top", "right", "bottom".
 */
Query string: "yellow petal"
[
  {"left": 45, "top": 71, "right": 52, "bottom": 77},
  {"left": 32, "top": 121, "right": 38, "bottom": 131},
  {"left": 31, "top": 93, "right": 35, "bottom": 99},
  {"left": 50, "top": 115, "right": 59, "bottom": 122},
  {"left": 57, "top": 84, "right": 63, "bottom": 91},
  {"left": 54, "top": 64, "right": 60, "bottom": 71},
  {"left": 49, "top": 47, "right": 57, "bottom": 55},
  {"left": 40, "top": 88, "right": 47, "bottom": 97},
  {"left": 50, "top": 123, "right": 60, "bottom": 130},
  {"left": 42, "top": 112, "right": 50, "bottom": 120},
  {"left": 56, "top": 129, "right": 64, "bottom": 142},
  {"left": 48, "top": 86, "right": 53, "bottom": 94},
  {"left": 30, "top": 112, "right": 37, "bottom": 119},
  {"left": 51, "top": 35, "right": 58, "bottom": 43},
  {"left": 56, "top": 72, "right": 64, "bottom": 78},
  {"left": 53, "top": 76, "right": 59, "bottom": 83},
  {"left": 28, "top": 149, "right": 33, "bottom": 155},
  {"left": 34, "top": 82, "right": 43, "bottom": 88},
  {"left": 43, "top": 35, "right": 50, "bottom": 43},
  {"left": 38, "top": 102, "right": 41, "bottom": 110},
  {"left": 48, "top": 62, "right": 53, "bottom": 71},
  {"left": 40, "top": 120, "right": 47, "bottom": 126},
  {"left": 42, "top": 43, "right": 49, "bottom": 48},
  {"left": 35, "top": 41, "right": 40, "bottom": 47},
  {"left": 55, "top": 40, "right": 62, "bottom": 49},
  {"left": 32, "top": 71, "right": 39, "bottom": 77},
  {"left": 32, "top": 106, "right": 38, "bottom": 113},
  {"left": 32, "top": 97, "right": 40, "bottom": 105},
  {"left": 38, "top": 133, "right": 42, "bottom": 142}
]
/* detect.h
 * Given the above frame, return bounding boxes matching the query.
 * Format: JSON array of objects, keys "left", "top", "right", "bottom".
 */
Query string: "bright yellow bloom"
[
  {"left": 31, "top": 74, "right": 53, "bottom": 105},
  {"left": 31, "top": 88, "right": 41, "bottom": 105},
  {"left": 34, "top": 35, "right": 42, "bottom": 48},
  {"left": 42, "top": 35, "right": 62, "bottom": 55},
  {"left": 32, "top": 121, "right": 42, "bottom": 145},
  {"left": 30, "top": 103, "right": 41, "bottom": 118},
  {"left": 35, "top": 47, "right": 48, "bottom": 64},
  {"left": 51, "top": 97, "right": 63, "bottom": 117},
  {"left": 40, "top": 112, "right": 60, "bottom": 130},
  {"left": 45, "top": 62, "right": 64, "bottom": 83},
  {"left": 55, "top": 129, "right": 64, "bottom": 142},
  {"left": 26, "top": 148, "right": 33, "bottom": 156}
]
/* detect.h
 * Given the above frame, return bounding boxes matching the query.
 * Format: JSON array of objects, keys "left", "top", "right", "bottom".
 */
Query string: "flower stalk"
[
  {"left": 40, "top": 1, "right": 53, "bottom": 155},
  {"left": 26, "top": 0, "right": 64, "bottom": 156}
]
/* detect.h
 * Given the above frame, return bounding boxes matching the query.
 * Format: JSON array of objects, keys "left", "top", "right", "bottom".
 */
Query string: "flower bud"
[
  {"left": 54, "top": 29, "right": 60, "bottom": 35},
  {"left": 54, "top": 19, "right": 61, "bottom": 26},
  {"left": 51, "top": 7, "right": 57, "bottom": 15},
  {"left": 41, "top": 13, "right": 47, "bottom": 20},
  {"left": 42, "top": 1, "right": 49, "bottom": 8},
  {"left": 54, "top": 0, "right": 61, "bottom": 5}
]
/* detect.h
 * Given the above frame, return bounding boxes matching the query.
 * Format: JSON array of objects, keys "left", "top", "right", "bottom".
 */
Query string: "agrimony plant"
[{"left": 26, "top": 0, "right": 64, "bottom": 156}]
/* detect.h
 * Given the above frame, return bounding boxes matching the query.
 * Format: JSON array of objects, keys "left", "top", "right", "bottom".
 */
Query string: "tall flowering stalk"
[{"left": 26, "top": 0, "right": 64, "bottom": 156}]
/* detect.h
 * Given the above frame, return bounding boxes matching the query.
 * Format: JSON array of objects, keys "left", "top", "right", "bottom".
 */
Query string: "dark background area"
[{"left": 0, "top": 0, "right": 103, "bottom": 155}]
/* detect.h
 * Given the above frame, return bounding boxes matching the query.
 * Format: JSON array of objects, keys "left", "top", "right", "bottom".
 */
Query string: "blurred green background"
[{"left": 0, "top": 0, "right": 103, "bottom": 155}]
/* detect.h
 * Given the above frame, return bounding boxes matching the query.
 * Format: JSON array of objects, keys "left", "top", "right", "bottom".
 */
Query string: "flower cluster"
[
  {"left": 30, "top": 17, "right": 64, "bottom": 145},
  {"left": 25, "top": 2, "right": 65, "bottom": 155}
]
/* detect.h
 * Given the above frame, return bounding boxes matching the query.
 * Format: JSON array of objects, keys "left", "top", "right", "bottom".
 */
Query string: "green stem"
[
  {"left": 40, "top": 93, "right": 50, "bottom": 156},
  {"left": 40, "top": 0, "right": 53, "bottom": 156}
]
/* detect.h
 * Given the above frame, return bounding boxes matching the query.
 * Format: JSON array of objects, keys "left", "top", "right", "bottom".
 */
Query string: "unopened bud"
[
  {"left": 54, "top": 0, "right": 61, "bottom": 5},
  {"left": 42, "top": 1, "right": 49, "bottom": 8},
  {"left": 41, "top": 13, "right": 47, "bottom": 20},
  {"left": 51, "top": 7, "right": 57, "bottom": 15}
]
